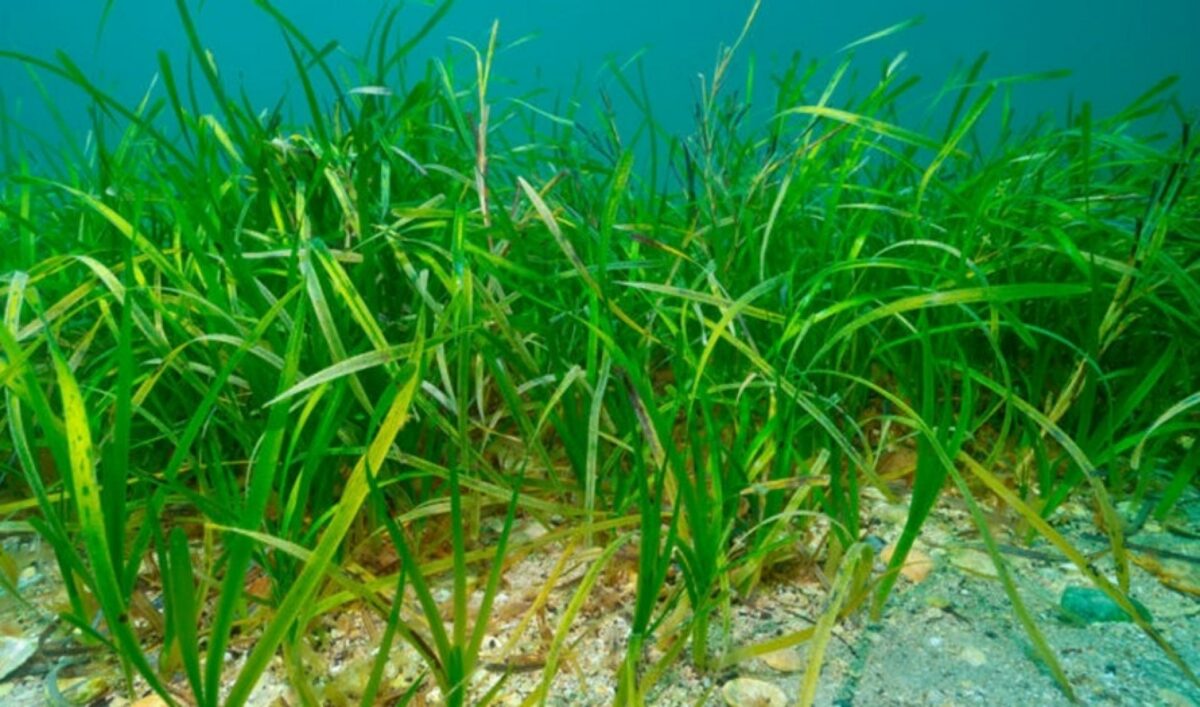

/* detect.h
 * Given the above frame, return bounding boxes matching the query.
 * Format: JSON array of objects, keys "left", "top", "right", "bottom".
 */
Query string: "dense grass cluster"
[{"left": 1, "top": 1, "right": 1198, "bottom": 704}]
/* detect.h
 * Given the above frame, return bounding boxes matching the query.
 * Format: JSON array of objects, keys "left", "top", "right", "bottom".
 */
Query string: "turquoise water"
[{"left": 2, "top": 1, "right": 1197, "bottom": 155}]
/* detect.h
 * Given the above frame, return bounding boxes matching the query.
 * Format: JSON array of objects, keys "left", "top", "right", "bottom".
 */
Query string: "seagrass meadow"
[{"left": 0, "top": 1, "right": 1199, "bottom": 704}]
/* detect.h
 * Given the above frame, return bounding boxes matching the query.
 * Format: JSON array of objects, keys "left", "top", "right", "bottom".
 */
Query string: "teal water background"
[{"left": 1, "top": 1, "right": 1197, "bottom": 160}]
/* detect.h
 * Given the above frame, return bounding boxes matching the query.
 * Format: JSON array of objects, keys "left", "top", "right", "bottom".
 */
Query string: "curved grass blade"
[
  {"left": 225, "top": 352, "right": 424, "bottom": 707},
  {"left": 839, "top": 16, "right": 925, "bottom": 53},
  {"left": 799, "top": 542, "right": 871, "bottom": 706},
  {"left": 52, "top": 348, "right": 174, "bottom": 703}
]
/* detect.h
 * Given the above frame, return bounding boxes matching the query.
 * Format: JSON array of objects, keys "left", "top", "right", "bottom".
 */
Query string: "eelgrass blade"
[
  {"left": 584, "top": 354, "right": 611, "bottom": 544},
  {"left": 799, "top": 543, "right": 871, "bottom": 706},
  {"left": 225, "top": 354, "right": 424, "bottom": 706},
  {"left": 825, "top": 370, "right": 1079, "bottom": 700},
  {"left": 252, "top": 0, "right": 353, "bottom": 130},
  {"left": 523, "top": 535, "right": 631, "bottom": 706},
  {"left": 465, "top": 480, "right": 523, "bottom": 688},
  {"left": 778, "top": 105, "right": 944, "bottom": 151},
  {"left": 100, "top": 250, "right": 134, "bottom": 589},
  {"left": 173, "top": 0, "right": 246, "bottom": 149},
  {"left": 0, "top": 49, "right": 192, "bottom": 167},
  {"left": 1131, "top": 391, "right": 1200, "bottom": 472},
  {"left": 839, "top": 16, "right": 925, "bottom": 53},
  {"left": 124, "top": 287, "right": 302, "bottom": 595},
  {"left": 203, "top": 301, "right": 308, "bottom": 702},
  {"left": 165, "top": 527, "right": 204, "bottom": 704},
  {"left": 1, "top": 325, "right": 88, "bottom": 623},
  {"left": 51, "top": 343, "right": 173, "bottom": 703},
  {"left": 360, "top": 565, "right": 407, "bottom": 707}
]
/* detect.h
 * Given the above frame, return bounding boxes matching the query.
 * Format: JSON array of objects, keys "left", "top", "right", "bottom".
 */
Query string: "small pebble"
[
  {"left": 959, "top": 646, "right": 986, "bottom": 667},
  {"left": 1059, "top": 586, "right": 1152, "bottom": 623},
  {"left": 761, "top": 647, "right": 804, "bottom": 673},
  {"left": 949, "top": 548, "right": 998, "bottom": 579},
  {"left": 881, "top": 543, "right": 934, "bottom": 583},
  {"left": 17, "top": 566, "right": 39, "bottom": 590},
  {"left": 0, "top": 636, "right": 36, "bottom": 682},
  {"left": 721, "top": 677, "right": 787, "bottom": 707},
  {"left": 877, "top": 503, "right": 910, "bottom": 525}
]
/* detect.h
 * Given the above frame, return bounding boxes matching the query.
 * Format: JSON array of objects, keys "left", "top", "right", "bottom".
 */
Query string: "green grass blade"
[
  {"left": 225, "top": 354, "right": 424, "bottom": 707},
  {"left": 52, "top": 346, "right": 174, "bottom": 703}
]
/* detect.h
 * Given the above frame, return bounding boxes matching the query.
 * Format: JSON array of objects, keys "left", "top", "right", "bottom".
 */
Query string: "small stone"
[
  {"left": 959, "top": 646, "right": 986, "bottom": 667},
  {"left": 881, "top": 543, "right": 934, "bottom": 583},
  {"left": 513, "top": 520, "right": 548, "bottom": 543},
  {"left": 1059, "top": 586, "right": 1152, "bottom": 624},
  {"left": 17, "top": 566, "right": 38, "bottom": 590},
  {"left": 721, "top": 677, "right": 787, "bottom": 707},
  {"left": 924, "top": 594, "right": 950, "bottom": 610},
  {"left": 55, "top": 675, "right": 111, "bottom": 703},
  {"left": 949, "top": 548, "right": 998, "bottom": 579},
  {"left": 761, "top": 647, "right": 804, "bottom": 673},
  {"left": 0, "top": 636, "right": 36, "bottom": 682},
  {"left": 877, "top": 503, "right": 910, "bottom": 525}
]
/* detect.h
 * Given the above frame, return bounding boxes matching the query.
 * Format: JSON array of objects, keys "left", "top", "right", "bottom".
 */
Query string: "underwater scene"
[{"left": 0, "top": 1, "right": 1198, "bottom": 705}]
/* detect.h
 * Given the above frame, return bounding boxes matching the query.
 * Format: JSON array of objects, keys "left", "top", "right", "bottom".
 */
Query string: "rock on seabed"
[
  {"left": 1059, "top": 586, "right": 1153, "bottom": 623},
  {"left": 0, "top": 635, "right": 36, "bottom": 682},
  {"left": 721, "top": 677, "right": 788, "bottom": 707}
]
